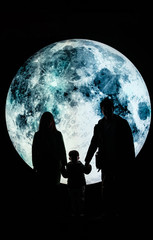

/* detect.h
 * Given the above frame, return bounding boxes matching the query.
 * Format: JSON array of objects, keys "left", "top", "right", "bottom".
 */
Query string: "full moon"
[{"left": 5, "top": 39, "right": 151, "bottom": 184}]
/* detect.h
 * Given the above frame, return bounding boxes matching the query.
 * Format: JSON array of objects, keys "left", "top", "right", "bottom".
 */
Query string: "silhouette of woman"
[
  {"left": 32, "top": 112, "right": 67, "bottom": 215},
  {"left": 32, "top": 112, "right": 67, "bottom": 185}
]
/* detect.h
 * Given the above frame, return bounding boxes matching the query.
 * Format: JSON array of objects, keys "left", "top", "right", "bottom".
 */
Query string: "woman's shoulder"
[
  {"left": 55, "top": 129, "right": 63, "bottom": 137},
  {"left": 34, "top": 129, "right": 61, "bottom": 136},
  {"left": 34, "top": 131, "right": 39, "bottom": 137}
]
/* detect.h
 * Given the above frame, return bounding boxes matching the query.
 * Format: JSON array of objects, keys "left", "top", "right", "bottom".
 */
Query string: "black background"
[{"left": 1, "top": 3, "right": 152, "bottom": 236}]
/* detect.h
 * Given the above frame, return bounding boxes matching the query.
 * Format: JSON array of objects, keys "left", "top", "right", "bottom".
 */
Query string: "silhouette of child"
[{"left": 64, "top": 150, "right": 91, "bottom": 216}]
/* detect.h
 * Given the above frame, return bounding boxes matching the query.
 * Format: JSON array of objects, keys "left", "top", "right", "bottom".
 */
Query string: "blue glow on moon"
[{"left": 5, "top": 39, "right": 151, "bottom": 184}]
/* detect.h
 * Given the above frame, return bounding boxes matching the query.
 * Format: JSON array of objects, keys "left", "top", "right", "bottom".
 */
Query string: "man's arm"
[
  {"left": 85, "top": 125, "right": 99, "bottom": 165},
  {"left": 124, "top": 120, "right": 135, "bottom": 161}
]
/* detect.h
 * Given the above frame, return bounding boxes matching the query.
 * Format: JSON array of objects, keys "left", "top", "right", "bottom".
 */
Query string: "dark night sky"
[
  {"left": 1, "top": 8, "right": 152, "bottom": 166},
  {"left": 1, "top": 6, "right": 152, "bottom": 230}
]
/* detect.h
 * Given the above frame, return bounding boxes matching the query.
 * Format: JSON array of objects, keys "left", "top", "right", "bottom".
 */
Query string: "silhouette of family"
[{"left": 32, "top": 97, "right": 135, "bottom": 217}]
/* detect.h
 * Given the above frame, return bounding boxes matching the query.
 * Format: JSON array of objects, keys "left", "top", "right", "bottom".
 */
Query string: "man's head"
[{"left": 100, "top": 97, "right": 114, "bottom": 119}]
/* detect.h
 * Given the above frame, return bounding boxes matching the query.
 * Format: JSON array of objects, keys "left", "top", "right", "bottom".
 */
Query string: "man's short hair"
[{"left": 100, "top": 97, "right": 114, "bottom": 110}]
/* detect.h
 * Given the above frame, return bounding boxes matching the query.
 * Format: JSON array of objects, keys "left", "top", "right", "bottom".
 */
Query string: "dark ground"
[{"left": 2, "top": 170, "right": 149, "bottom": 238}]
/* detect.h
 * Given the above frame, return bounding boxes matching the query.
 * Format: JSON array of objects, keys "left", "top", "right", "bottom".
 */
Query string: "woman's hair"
[{"left": 39, "top": 112, "right": 56, "bottom": 131}]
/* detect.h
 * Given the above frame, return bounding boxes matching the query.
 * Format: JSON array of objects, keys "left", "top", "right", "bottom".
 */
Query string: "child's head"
[{"left": 69, "top": 150, "right": 79, "bottom": 162}]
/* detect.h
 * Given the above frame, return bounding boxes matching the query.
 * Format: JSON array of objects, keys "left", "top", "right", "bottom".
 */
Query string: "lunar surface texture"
[{"left": 5, "top": 39, "right": 151, "bottom": 184}]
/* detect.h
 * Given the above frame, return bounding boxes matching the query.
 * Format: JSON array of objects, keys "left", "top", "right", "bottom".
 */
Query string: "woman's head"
[{"left": 39, "top": 112, "right": 56, "bottom": 131}]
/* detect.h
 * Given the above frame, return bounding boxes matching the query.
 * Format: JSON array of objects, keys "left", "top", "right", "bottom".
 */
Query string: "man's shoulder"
[
  {"left": 113, "top": 114, "right": 125, "bottom": 122},
  {"left": 98, "top": 118, "right": 104, "bottom": 124},
  {"left": 96, "top": 115, "right": 128, "bottom": 126},
  {"left": 114, "top": 115, "right": 130, "bottom": 129},
  {"left": 96, "top": 117, "right": 104, "bottom": 126},
  {"left": 95, "top": 118, "right": 105, "bottom": 129},
  {"left": 94, "top": 114, "right": 128, "bottom": 129}
]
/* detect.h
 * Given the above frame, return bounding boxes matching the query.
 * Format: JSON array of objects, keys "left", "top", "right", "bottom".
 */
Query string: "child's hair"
[{"left": 69, "top": 150, "right": 79, "bottom": 161}]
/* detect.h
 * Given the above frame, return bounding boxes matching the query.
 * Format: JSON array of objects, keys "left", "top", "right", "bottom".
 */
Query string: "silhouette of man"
[{"left": 85, "top": 97, "right": 135, "bottom": 216}]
